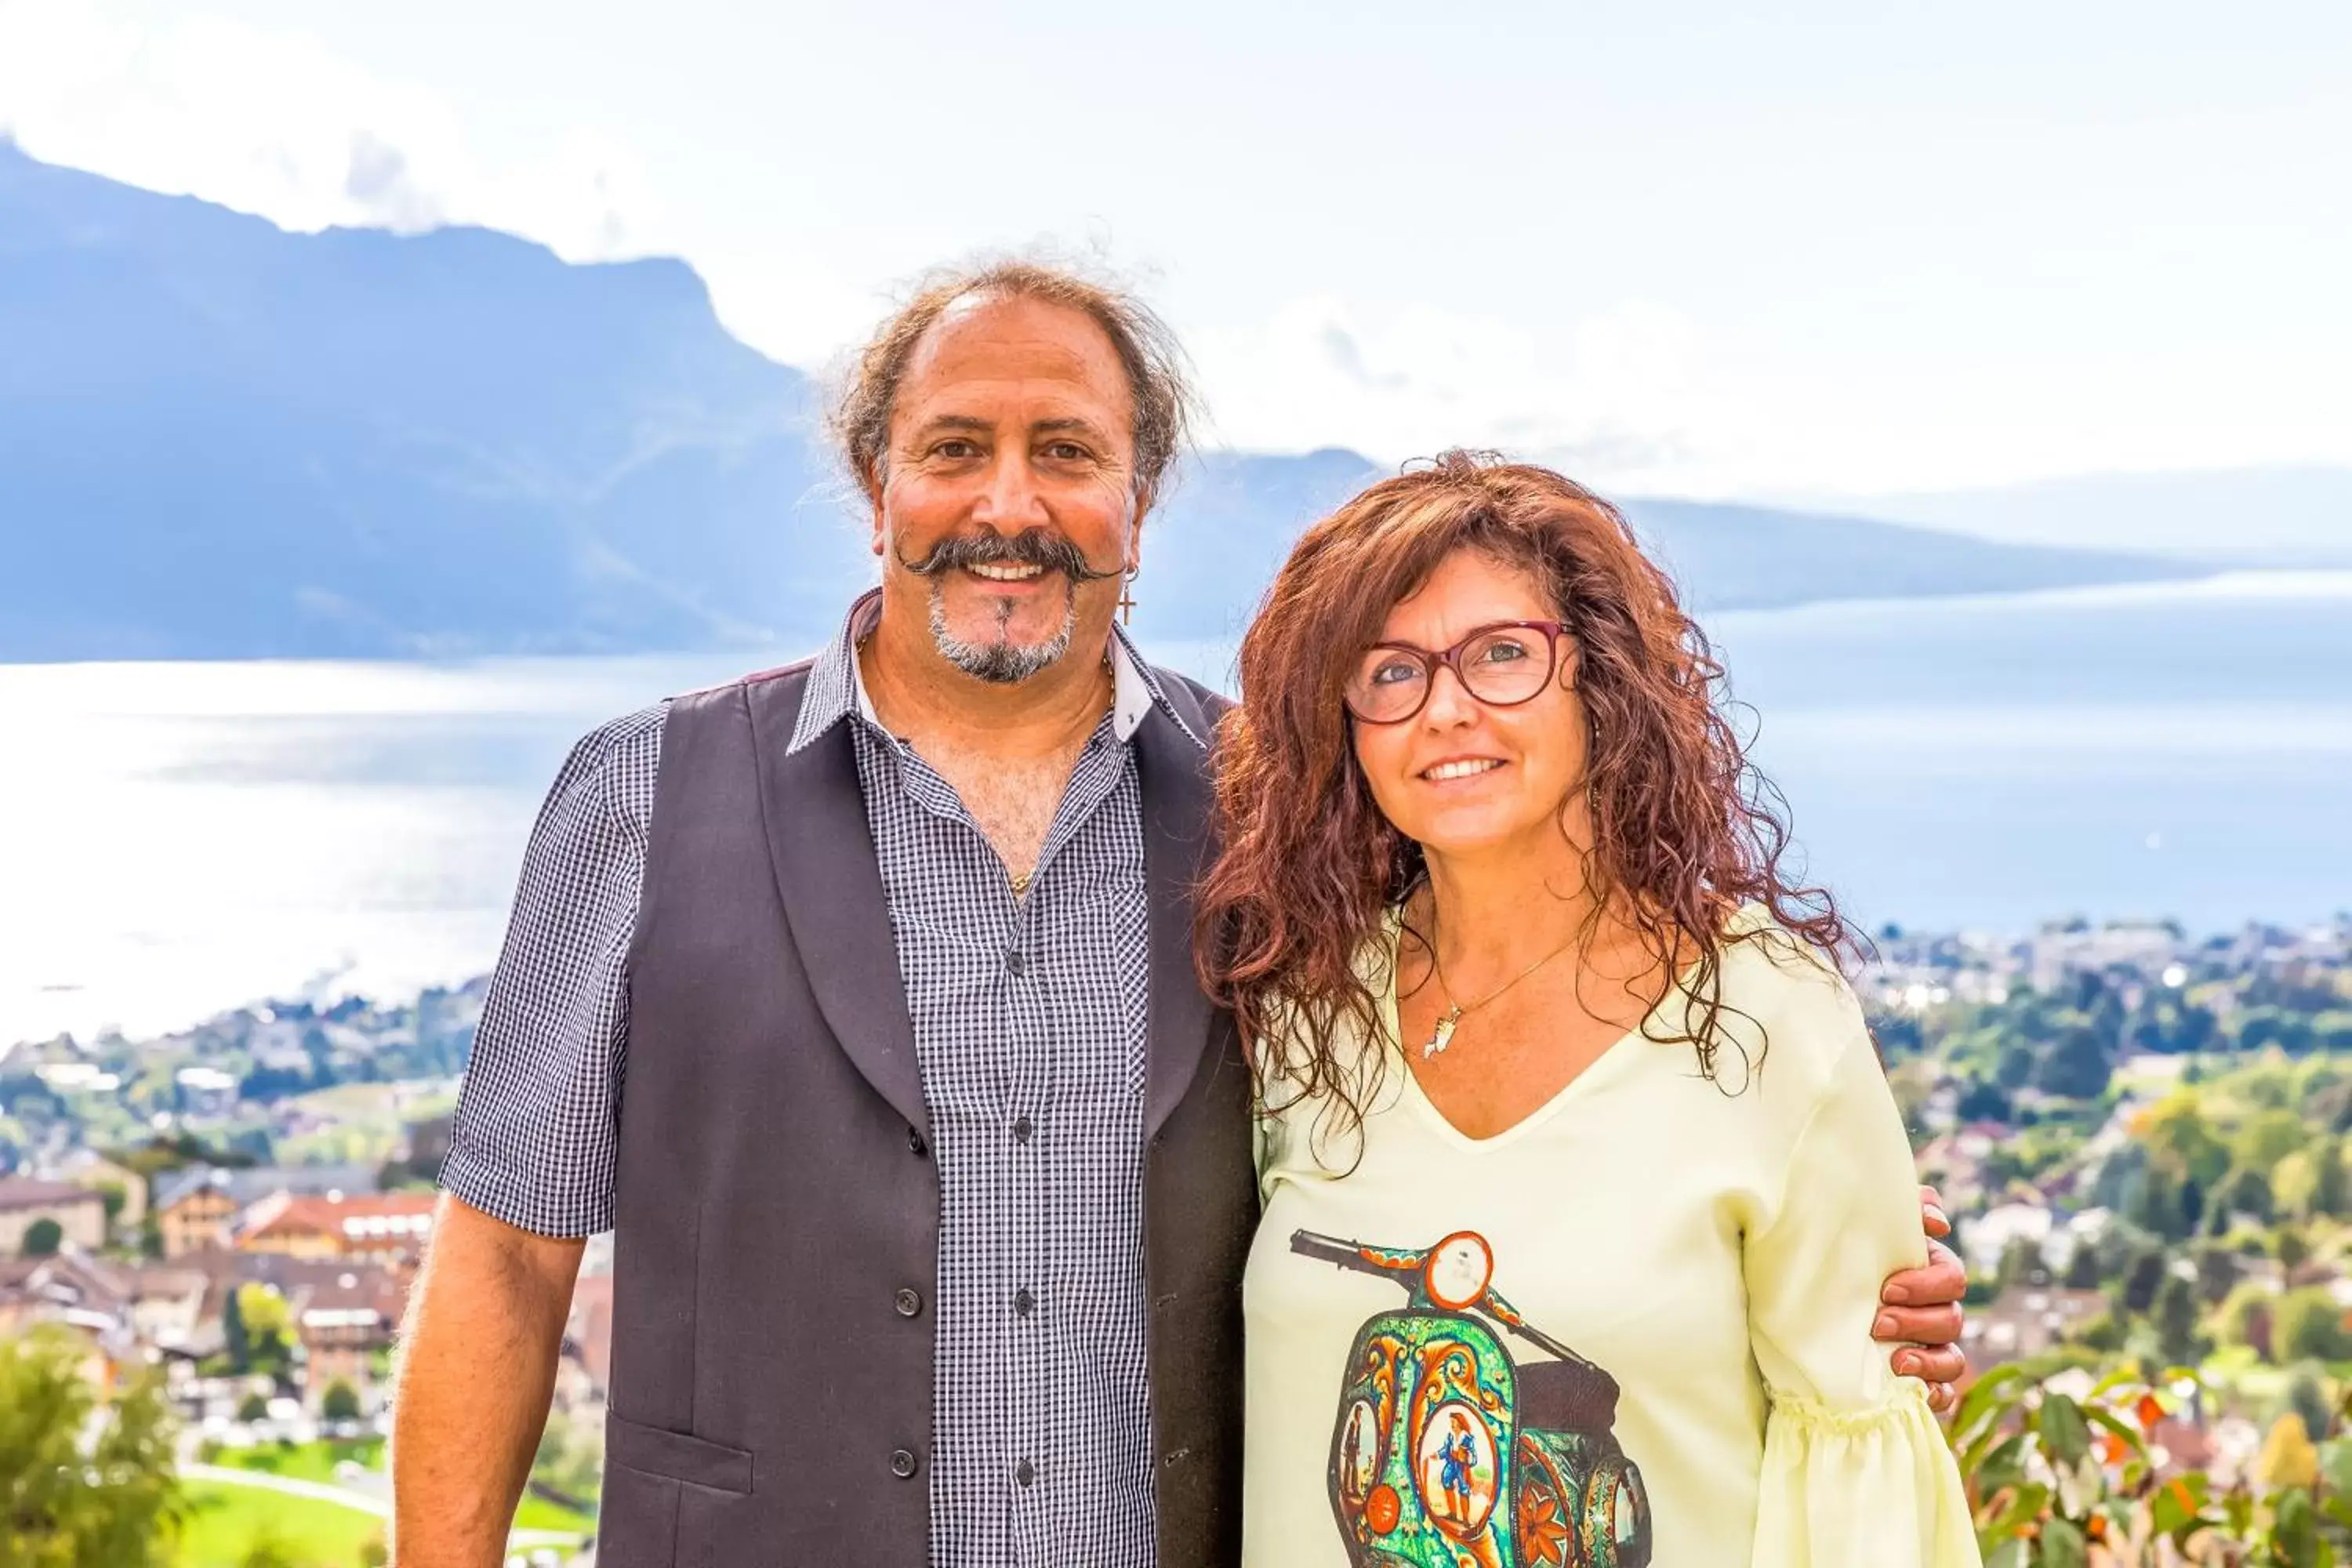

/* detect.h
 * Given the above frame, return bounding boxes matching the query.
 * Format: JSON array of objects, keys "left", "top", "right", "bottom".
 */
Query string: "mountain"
[
  {"left": 1825, "top": 469, "right": 2352, "bottom": 563},
  {"left": 1615, "top": 498, "right": 2209, "bottom": 614},
  {"left": 0, "top": 140, "right": 851, "bottom": 660},
  {"left": 0, "top": 143, "right": 2212, "bottom": 661}
]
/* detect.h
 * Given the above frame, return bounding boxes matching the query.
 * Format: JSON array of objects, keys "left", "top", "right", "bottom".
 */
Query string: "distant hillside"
[
  {"left": 1618, "top": 498, "right": 2209, "bottom": 612},
  {"left": 1845, "top": 468, "right": 2352, "bottom": 563},
  {"left": 0, "top": 140, "right": 853, "bottom": 660},
  {"left": 0, "top": 143, "right": 2211, "bottom": 660}
]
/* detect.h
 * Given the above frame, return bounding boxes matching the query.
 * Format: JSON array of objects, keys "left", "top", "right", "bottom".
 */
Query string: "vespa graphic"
[{"left": 1292, "top": 1229, "right": 1653, "bottom": 1568}]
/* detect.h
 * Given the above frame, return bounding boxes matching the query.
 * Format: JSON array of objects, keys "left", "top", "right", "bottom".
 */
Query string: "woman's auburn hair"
[{"left": 1192, "top": 449, "right": 1856, "bottom": 1131}]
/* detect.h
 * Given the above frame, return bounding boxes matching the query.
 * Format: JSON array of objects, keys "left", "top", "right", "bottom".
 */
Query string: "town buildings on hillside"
[
  {"left": 0, "top": 1174, "right": 107, "bottom": 1254},
  {"left": 0, "top": 1109, "right": 609, "bottom": 1435}
]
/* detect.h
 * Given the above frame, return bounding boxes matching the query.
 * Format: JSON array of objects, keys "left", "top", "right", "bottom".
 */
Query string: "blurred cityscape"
[{"left": 6, "top": 911, "right": 2352, "bottom": 1559}]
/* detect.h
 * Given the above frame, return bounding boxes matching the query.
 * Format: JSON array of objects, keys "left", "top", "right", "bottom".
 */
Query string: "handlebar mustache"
[{"left": 896, "top": 529, "right": 1124, "bottom": 583}]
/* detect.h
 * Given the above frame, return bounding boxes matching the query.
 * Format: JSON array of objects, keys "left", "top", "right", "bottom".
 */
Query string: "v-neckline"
[{"left": 1377, "top": 915, "right": 1683, "bottom": 1153}]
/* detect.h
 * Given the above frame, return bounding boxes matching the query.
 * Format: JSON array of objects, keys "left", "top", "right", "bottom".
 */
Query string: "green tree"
[
  {"left": 2311, "top": 1136, "right": 2350, "bottom": 1219},
  {"left": 2129, "top": 1162, "right": 2191, "bottom": 1241},
  {"left": 20, "top": 1216, "right": 63, "bottom": 1256},
  {"left": 2219, "top": 1283, "right": 2277, "bottom": 1357},
  {"left": 2143, "top": 1094, "right": 2232, "bottom": 1188},
  {"left": 2193, "top": 1245, "right": 2241, "bottom": 1306},
  {"left": 2274, "top": 1287, "right": 2352, "bottom": 1363},
  {"left": 2216, "top": 1165, "right": 2274, "bottom": 1225},
  {"left": 2035, "top": 1025, "right": 2113, "bottom": 1099},
  {"left": 2062, "top": 1243, "right": 2104, "bottom": 1290},
  {"left": 223, "top": 1279, "right": 250, "bottom": 1372},
  {"left": 0, "top": 1326, "right": 181, "bottom": 1565},
  {"left": 2274, "top": 1149, "right": 2320, "bottom": 1216},
  {"left": 321, "top": 1379, "right": 362, "bottom": 1423},
  {"left": 2241, "top": 1007, "right": 2317, "bottom": 1055},
  {"left": 2234, "top": 1109, "right": 2310, "bottom": 1175},
  {"left": 2200, "top": 1192, "right": 2235, "bottom": 1240},
  {"left": 2155, "top": 1274, "right": 2204, "bottom": 1367},
  {"left": 1955, "top": 1077, "right": 2012, "bottom": 1123},
  {"left": 2119, "top": 1246, "right": 2169, "bottom": 1316},
  {"left": 2279, "top": 1227, "right": 2312, "bottom": 1272},
  {"left": 234, "top": 1284, "right": 293, "bottom": 1377},
  {"left": 236, "top": 1392, "right": 269, "bottom": 1423},
  {"left": 2285, "top": 1362, "right": 2336, "bottom": 1443}
]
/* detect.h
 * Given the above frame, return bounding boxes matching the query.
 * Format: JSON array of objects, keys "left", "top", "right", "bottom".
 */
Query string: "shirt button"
[
  {"left": 1005, "top": 949, "right": 1027, "bottom": 976},
  {"left": 1012, "top": 1116, "right": 1034, "bottom": 1145},
  {"left": 895, "top": 1288, "right": 923, "bottom": 1318},
  {"left": 1014, "top": 1458, "right": 1036, "bottom": 1487},
  {"left": 891, "top": 1449, "right": 920, "bottom": 1479},
  {"left": 1014, "top": 1287, "right": 1035, "bottom": 1318}
]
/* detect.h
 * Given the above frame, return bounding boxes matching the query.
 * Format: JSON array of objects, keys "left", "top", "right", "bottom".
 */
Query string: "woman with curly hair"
[{"left": 1198, "top": 452, "right": 1979, "bottom": 1567}]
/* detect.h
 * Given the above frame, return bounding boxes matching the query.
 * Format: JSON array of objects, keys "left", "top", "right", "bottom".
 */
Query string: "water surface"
[{"left": 5, "top": 572, "right": 2347, "bottom": 1047}]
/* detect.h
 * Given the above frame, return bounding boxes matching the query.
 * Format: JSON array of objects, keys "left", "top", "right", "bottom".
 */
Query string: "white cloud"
[
  {"left": 5, "top": 0, "right": 2342, "bottom": 503},
  {"left": 1189, "top": 296, "right": 1709, "bottom": 491},
  {"left": 0, "top": 1, "right": 884, "bottom": 372},
  {"left": 695, "top": 247, "right": 891, "bottom": 380},
  {"left": 0, "top": 0, "right": 662, "bottom": 260}
]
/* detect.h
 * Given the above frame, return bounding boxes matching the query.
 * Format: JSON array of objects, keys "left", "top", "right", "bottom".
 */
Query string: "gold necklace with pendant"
[{"left": 1422, "top": 922, "right": 1585, "bottom": 1058}]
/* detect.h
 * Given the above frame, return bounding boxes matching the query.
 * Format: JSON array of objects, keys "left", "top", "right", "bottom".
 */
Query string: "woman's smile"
[{"left": 1416, "top": 755, "right": 1510, "bottom": 785}]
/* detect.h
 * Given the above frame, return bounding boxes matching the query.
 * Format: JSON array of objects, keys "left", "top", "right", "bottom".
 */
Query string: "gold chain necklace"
[{"left": 1421, "top": 922, "right": 1584, "bottom": 1058}]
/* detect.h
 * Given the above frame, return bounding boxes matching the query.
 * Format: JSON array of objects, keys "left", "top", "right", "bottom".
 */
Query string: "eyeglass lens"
[{"left": 1347, "top": 626, "right": 1555, "bottom": 722}]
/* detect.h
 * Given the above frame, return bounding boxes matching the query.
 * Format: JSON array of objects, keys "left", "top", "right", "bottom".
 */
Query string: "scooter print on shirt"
[{"left": 1291, "top": 1229, "right": 1654, "bottom": 1568}]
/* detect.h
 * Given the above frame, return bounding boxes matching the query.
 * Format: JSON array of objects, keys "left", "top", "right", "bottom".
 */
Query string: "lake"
[{"left": 5, "top": 571, "right": 2348, "bottom": 1048}]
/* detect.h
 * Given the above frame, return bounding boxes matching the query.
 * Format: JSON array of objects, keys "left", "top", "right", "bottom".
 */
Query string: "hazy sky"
[{"left": 2, "top": 0, "right": 2347, "bottom": 499}]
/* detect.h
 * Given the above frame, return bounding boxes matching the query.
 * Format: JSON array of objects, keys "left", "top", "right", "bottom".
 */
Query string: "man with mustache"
[{"left": 389, "top": 260, "right": 1970, "bottom": 1567}]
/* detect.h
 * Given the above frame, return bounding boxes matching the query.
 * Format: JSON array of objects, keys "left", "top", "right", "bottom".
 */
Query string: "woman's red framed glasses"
[{"left": 1342, "top": 620, "right": 1572, "bottom": 724}]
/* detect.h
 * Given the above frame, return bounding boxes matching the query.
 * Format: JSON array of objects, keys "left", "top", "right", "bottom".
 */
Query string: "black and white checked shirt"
[{"left": 445, "top": 591, "right": 1202, "bottom": 1568}]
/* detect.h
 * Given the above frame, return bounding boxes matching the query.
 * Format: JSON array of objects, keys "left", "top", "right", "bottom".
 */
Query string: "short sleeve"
[
  {"left": 441, "top": 702, "right": 666, "bottom": 1238},
  {"left": 1744, "top": 995, "right": 1980, "bottom": 1567}
]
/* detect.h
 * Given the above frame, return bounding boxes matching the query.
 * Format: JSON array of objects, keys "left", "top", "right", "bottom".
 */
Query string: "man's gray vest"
[{"left": 593, "top": 662, "right": 1256, "bottom": 1566}]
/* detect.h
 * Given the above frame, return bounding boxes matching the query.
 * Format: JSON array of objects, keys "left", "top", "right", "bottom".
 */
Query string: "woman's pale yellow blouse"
[{"left": 1243, "top": 913, "right": 1980, "bottom": 1567}]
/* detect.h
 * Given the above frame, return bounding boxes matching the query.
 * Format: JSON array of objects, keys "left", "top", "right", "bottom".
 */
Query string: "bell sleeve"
[{"left": 1744, "top": 1004, "right": 1981, "bottom": 1567}]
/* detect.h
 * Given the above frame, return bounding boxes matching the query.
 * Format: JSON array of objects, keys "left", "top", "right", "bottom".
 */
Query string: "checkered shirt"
[{"left": 444, "top": 591, "right": 1202, "bottom": 1568}]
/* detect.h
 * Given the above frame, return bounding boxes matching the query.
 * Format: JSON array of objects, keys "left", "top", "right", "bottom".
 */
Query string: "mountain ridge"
[
  {"left": 0, "top": 142, "right": 2210, "bottom": 661},
  {"left": 1828, "top": 467, "right": 2352, "bottom": 561}
]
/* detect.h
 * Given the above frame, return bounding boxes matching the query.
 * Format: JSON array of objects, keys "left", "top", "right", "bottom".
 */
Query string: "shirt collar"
[{"left": 786, "top": 589, "right": 1193, "bottom": 756}]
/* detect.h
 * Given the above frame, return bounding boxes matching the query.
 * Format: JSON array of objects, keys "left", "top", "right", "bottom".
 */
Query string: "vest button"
[
  {"left": 908, "top": 1127, "right": 928, "bottom": 1158},
  {"left": 891, "top": 1448, "right": 919, "bottom": 1479},
  {"left": 1014, "top": 1457, "right": 1036, "bottom": 1486},
  {"left": 1012, "top": 1116, "right": 1034, "bottom": 1145},
  {"left": 895, "top": 1287, "right": 923, "bottom": 1318},
  {"left": 1005, "top": 949, "right": 1027, "bottom": 976}
]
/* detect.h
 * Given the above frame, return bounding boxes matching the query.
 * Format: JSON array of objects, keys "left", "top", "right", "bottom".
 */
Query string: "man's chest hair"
[{"left": 917, "top": 735, "right": 1092, "bottom": 873}]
